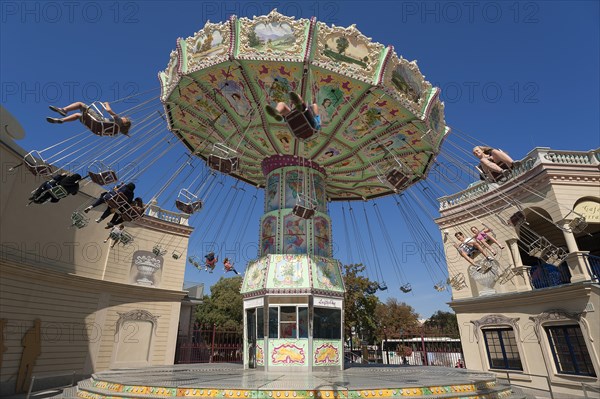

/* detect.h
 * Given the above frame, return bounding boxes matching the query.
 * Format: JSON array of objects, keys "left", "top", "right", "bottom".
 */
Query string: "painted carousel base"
[{"left": 55, "top": 364, "right": 525, "bottom": 399}]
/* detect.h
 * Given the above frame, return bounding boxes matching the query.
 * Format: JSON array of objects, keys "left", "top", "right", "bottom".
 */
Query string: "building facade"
[
  {"left": 436, "top": 147, "right": 599, "bottom": 398},
  {"left": 0, "top": 110, "right": 193, "bottom": 396}
]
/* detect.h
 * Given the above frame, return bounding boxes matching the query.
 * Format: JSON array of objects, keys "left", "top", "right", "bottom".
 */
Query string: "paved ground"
[{"left": 89, "top": 363, "right": 496, "bottom": 390}]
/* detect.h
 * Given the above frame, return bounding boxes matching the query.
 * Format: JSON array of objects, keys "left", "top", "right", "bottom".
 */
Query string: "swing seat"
[
  {"left": 172, "top": 250, "right": 181, "bottom": 260},
  {"left": 119, "top": 232, "right": 134, "bottom": 245},
  {"left": 400, "top": 284, "right": 412, "bottom": 293},
  {"left": 188, "top": 256, "right": 202, "bottom": 269},
  {"left": 543, "top": 247, "right": 567, "bottom": 266},
  {"left": 385, "top": 169, "right": 410, "bottom": 191},
  {"left": 48, "top": 185, "right": 69, "bottom": 200},
  {"left": 292, "top": 193, "right": 318, "bottom": 219},
  {"left": 23, "top": 151, "right": 53, "bottom": 177},
  {"left": 476, "top": 257, "right": 499, "bottom": 273},
  {"left": 207, "top": 143, "right": 239, "bottom": 174},
  {"left": 81, "top": 102, "right": 121, "bottom": 136},
  {"left": 106, "top": 192, "right": 130, "bottom": 210},
  {"left": 365, "top": 285, "right": 378, "bottom": 295},
  {"left": 508, "top": 211, "right": 526, "bottom": 227},
  {"left": 284, "top": 109, "right": 318, "bottom": 140},
  {"left": 175, "top": 199, "right": 203, "bottom": 214},
  {"left": 70, "top": 211, "right": 89, "bottom": 229},
  {"left": 527, "top": 238, "right": 551, "bottom": 258},
  {"left": 434, "top": 282, "right": 447, "bottom": 292},
  {"left": 120, "top": 205, "right": 144, "bottom": 222},
  {"left": 175, "top": 189, "right": 203, "bottom": 214},
  {"left": 447, "top": 273, "right": 467, "bottom": 290},
  {"left": 568, "top": 216, "right": 587, "bottom": 234},
  {"left": 109, "top": 231, "right": 122, "bottom": 241},
  {"left": 105, "top": 193, "right": 144, "bottom": 222},
  {"left": 292, "top": 205, "right": 316, "bottom": 219},
  {"left": 498, "top": 267, "right": 517, "bottom": 284},
  {"left": 208, "top": 155, "right": 238, "bottom": 174},
  {"left": 88, "top": 170, "right": 118, "bottom": 186},
  {"left": 377, "top": 282, "right": 388, "bottom": 291},
  {"left": 153, "top": 246, "right": 166, "bottom": 256}
]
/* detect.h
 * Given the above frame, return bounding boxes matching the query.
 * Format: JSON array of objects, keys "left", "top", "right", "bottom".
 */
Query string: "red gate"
[{"left": 175, "top": 323, "right": 243, "bottom": 364}]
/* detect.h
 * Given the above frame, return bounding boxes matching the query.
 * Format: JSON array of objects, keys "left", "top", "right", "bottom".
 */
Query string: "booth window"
[
  {"left": 313, "top": 308, "right": 341, "bottom": 339},
  {"left": 268, "top": 306, "right": 308, "bottom": 339}
]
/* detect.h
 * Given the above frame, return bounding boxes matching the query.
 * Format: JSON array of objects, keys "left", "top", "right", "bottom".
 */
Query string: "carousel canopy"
[{"left": 159, "top": 10, "right": 449, "bottom": 201}]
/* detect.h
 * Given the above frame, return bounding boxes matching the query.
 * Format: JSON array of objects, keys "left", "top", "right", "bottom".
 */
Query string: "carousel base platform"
[{"left": 53, "top": 363, "right": 527, "bottom": 399}]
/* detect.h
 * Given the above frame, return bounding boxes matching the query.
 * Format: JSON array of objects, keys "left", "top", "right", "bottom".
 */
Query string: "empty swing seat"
[
  {"left": 88, "top": 170, "right": 118, "bottom": 186},
  {"left": 543, "top": 247, "right": 568, "bottom": 266},
  {"left": 71, "top": 211, "right": 89, "bottom": 229},
  {"left": 434, "top": 282, "right": 447, "bottom": 292},
  {"left": 175, "top": 189, "right": 203, "bottom": 214},
  {"left": 292, "top": 204, "right": 316, "bottom": 219},
  {"left": 292, "top": 193, "right": 317, "bottom": 219},
  {"left": 386, "top": 169, "right": 410, "bottom": 191},
  {"left": 284, "top": 109, "right": 317, "bottom": 140},
  {"left": 508, "top": 211, "right": 526, "bottom": 227},
  {"left": 527, "top": 238, "right": 551, "bottom": 258},
  {"left": 81, "top": 102, "right": 121, "bottom": 136},
  {"left": 175, "top": 199, "right": 203, "bottom": 214},
  {"left": 365, "top": 285, "right": 378, "bottom": 295},
  {"left": 153, "top": 246, "right": 166, "bottom": 256},
  {"left": 207, "top": 143, "right": 239, "bottom": 174},
  {"left": 119, "top": 232, "right": 134, "bottom": 245},
  {"left": 23, "top": 151, "right": 53, "bottom": 176},
  {"left": 208, "top": 155, "right": 238, "bottom": 174},
  {"left": 448, "top": 273, "right": 467, "bottom": 290},
  {"left": 568, "top": 216, "right": 588, "bottom": 234}
]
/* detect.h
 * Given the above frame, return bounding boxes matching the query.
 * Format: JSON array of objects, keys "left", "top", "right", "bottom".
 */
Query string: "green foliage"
[
  {"left": 195, "top": 276, "right": 243, "bottom": 331},
  {"left": 374, "top": 298, "right": 420, "bottom": 341},
  {"left": 248, "top": 30, "right": 261, "bottom": 47},
  {"left": 423, "top": 310, "right": 460, "bottom": 338},
  {"left": 336, "top": 36, "right": 349, "bottom": 55},
  {"left": 343, "top": 263, "right": 381, "bottom": 344}
]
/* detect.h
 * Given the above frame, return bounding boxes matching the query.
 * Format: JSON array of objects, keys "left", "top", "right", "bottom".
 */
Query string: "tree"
[
  {"left": 423, "top": 310, "right": 460, "bottom": 338},
  {"left": 196, "top": 276, "right": 243, "bottom": 331},
  {"left": 336, "top": 37, "right": 349, "bottom": 55},
  {"left": 248, "top": 30, "right": 261, "bottom": 47},
  {"left": 374, "top": 298, "right": 420, "bottom": 342},
  {"left": 343, "top": 263, "right": 380, "bottom": 344}
]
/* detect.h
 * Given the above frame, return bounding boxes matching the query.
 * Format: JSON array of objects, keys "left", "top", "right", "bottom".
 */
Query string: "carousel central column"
[
  {"left": 240, "top": 155, "right": 345, "bottom": 372},
  {"left": 260, "top": 155, "right": 330, "bottom": 258}
]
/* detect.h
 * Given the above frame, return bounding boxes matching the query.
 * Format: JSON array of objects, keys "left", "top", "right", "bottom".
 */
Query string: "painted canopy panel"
[
  {"left": 160, "top": 10, "right": 448, "bottom": 200},
  {"left": 239, "top": 255, "right": 345, "bottom": 295}
]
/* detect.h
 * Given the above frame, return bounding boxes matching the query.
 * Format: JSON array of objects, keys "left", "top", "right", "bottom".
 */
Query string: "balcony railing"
[
  {"left": 146, "top": 202, "right": 190, "bottom": 225},
  {"left": 583, "top": 254, "right": 600, "bottom": 282},
  {"left": 438, "top": 148, "right": 599, "bottom": 210},
  {"left": 527, "top": 263, "right": 571, "bottom": 290}
]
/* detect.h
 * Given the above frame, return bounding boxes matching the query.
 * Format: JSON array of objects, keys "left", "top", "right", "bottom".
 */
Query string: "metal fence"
[
  {"left": 346, "top": 329, "right": 465, "bottom": 368},
  {"left": 175, "top": 324, "right": 243, "bottom": 364}
]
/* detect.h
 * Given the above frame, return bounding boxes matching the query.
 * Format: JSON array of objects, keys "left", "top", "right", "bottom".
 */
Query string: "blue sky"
[{"left": 2, "top": 1, "right": 599, "bottom": 318}]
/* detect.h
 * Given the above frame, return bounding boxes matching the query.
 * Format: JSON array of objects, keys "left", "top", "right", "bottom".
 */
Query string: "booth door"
[{"left": 246, "top": 309, "right": 257, "bottom": 368}]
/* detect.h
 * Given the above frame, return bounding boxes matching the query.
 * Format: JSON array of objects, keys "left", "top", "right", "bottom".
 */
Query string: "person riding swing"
[
  {"left": 47, "top": 101, "right": 131, "bottom": 136},
  {"left": 265, "top": 92, "right": 321, "bottom": 140}
]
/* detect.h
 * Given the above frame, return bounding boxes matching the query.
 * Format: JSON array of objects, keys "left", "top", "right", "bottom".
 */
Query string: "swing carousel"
[{"left": 158, "top": 10, "right": 448, "bottom": 371}]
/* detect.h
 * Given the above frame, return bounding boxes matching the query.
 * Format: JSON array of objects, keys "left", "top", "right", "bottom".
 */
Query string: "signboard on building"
[{"left": 574, "top": 200, "right": 600, "bottom": 223}]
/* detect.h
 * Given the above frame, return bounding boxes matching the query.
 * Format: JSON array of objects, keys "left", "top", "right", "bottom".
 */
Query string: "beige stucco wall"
[
  {"left": 0, "top": 136, "right": 192, "bottom": 395},
  {"left": 436, "top": 148, "right": 600, "bottom": 397}
]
